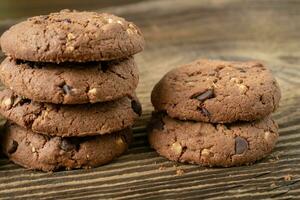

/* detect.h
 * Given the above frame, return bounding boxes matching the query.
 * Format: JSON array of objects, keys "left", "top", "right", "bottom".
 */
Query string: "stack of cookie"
[
  {"left": 0, "top": 10, "right": 144, "bottom": 171},
  {"left": 149, "top": 59, "right": 281, "bottom": 167}
]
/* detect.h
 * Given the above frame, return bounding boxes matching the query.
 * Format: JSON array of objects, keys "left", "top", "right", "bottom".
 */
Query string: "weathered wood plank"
[{"left": 0, "top": 0, "right": 299, "bottom": 199}]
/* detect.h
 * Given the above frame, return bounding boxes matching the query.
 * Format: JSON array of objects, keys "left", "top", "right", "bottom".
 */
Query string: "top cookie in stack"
[
  {"left": 148, "top": 59, "right": 281, "bottom": 167},
  {"left": 1, "top": 9, "right": 144, "bottom": 63},
  {"left": 0, "top": 10, "right": 144, "bottom": 171}
]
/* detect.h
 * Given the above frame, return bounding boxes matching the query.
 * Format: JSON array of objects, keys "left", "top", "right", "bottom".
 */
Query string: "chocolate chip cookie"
[
  {"left": 0, "top": 57, "right": 139, "bottom": 104},
  {"left": 148, "top": 113, "right": 278, "bottom": 167},
  {"left": 0, "top": 9, "right": 145, "bottom": 62},
  {"left": 1, "top": 122, "right": 132, "bottom": 171},
  {"left": 151, "top": 59, "right": 281, "bottom": 123},
  {"left": 0, "top": 88, "right": 142, "bottom": 137}
]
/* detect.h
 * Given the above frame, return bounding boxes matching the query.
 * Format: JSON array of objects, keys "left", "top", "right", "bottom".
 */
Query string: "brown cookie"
[
  {"left": 0, "top": 88, "right": 142, "bottom": 137},
  {"left": 0, "top": 9, "right": 145, "bottom": 62},
  {"left": 1, "top": 123, "right": 132, "bottom": 172},
  {"left": 151, "top": 59, "right": 281, "bottom": 123},
  {"left": 0, "top": 57, "right": 139, "bottom": 104},
  {"left": 148, "top": 113, "right": 278, "bottom": 167}
]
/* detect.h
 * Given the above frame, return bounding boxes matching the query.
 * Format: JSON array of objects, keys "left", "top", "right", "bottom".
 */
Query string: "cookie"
[
  {"left": 1, "top": 123, "right": 132, "bottom": 171},
  {"left": 0, "top": 57, "right": 139, "bottom": 104},
  {"left": 151, "top": 59, "right": 281, "bottom": 123},
  {"left": 148, "top": 113, "right": 278, "bottom": 167},
  {"left": 0, "top": 88, "right": 142, "bottom": 137},
  {"left": 0, "top": 9, "right": 145, "bottom": 62}
]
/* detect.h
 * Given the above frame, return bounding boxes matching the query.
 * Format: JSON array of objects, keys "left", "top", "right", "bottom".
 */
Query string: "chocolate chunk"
[
  {"left": 193, "top": 89, "right": 214, "bottom": 101},
  {"left": 200, "top": 107, "right": 210, "bottom": 117},
  {"left": 235, "top": 136, "right": 248, "bottom": 154},
  {"left": 131, "top": 100, "right": 142, "bottom": 116},
  {"left": 62, "top": 85, "right": 72, "bottom": 95},
  {"left": 60, "top": 139, "right": 76, "bottom": 151},
  {"left": 8, "top": 140, "right": 18, "bottom": 154},
  {"left": 19, "top": 98, "right": 31, "bottom": 106}
]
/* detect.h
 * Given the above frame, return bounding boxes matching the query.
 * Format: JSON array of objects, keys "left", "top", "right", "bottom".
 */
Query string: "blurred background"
[{"left": 0, "top": 0, "right": 144, "bottom": 19}]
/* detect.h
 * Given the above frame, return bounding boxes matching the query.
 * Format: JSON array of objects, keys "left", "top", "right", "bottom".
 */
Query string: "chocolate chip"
[
  {"left": 62, "top": 85, "right": 72, "bottom": 95},
  {"left": 235, "top": 136, "right": 248, "bottom": 154},
  {"left": 8, "top": 140, "right": 18, "bottom": 154},
  {"left": 60, "top": 139, "right": 78, "bottom": 151},
  {"left": 19, "top": 98, "right": 31, "bottom": 106},
  {"left": 131, "top": 100, "right": 142, "bottom": 116},
  {"left": 192, "top": 89, "right": 214, "bottom": 101},
  {"left": 200, "top": 107, "right": 210, "bottom": 117}
]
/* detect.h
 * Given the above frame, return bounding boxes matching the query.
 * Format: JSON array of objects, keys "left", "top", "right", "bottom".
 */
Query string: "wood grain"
[{"left": 0, "top": 0, "right": 299, "bottom": 199}]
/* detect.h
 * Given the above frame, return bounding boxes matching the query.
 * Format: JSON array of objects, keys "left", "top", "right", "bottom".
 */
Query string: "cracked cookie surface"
[
  {"left": 0, "top": 57, "right": 139, "bottom": 104},
  {"left": 151, "top": 59, "right": 281, "bottom": 123},
  {"left": 0, "top": 88, "right": 141, "bottom": 137},
  {"left": 0, "top": 9, "right": 145, "bottom": 62},
  {"left": 148, "top": 113, "right": 278, "bottom": 167},
  {"left": 1, "top": 123, "right": 132, "bottom": 172}
]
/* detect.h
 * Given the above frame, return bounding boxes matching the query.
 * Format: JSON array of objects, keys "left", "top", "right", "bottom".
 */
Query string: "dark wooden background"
[{"left": 0, "top": 0, "right": 299, "bottom": 199}]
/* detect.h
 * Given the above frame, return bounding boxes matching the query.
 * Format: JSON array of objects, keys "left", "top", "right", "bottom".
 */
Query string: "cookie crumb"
[
  {"left": 283, "top": 174, "right": 292, "bottom": 181},
  {"left": 269, "top": 154, "right": 280, "bottom": 162},
  {"left": 270, "top": 182, "right": 277, "bottom": 188},
  {"left": 176, "top": 169, "right": 185, "bottom": 176},
  {"left": 158, "top": 165, "right": 166, "bottom": 170}
]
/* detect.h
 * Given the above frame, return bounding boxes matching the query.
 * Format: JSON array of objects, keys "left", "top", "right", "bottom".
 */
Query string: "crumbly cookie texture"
[
  {"left": 0, "top": 88, "right": 142, "bottom": 137},
  {"left": 148, "top": 113, "right": 278, "bottom": 167},
  {"left": 151, "top": 59, "right": 281, "bottom": 123},
  {"left": 0, "top": 9, "right": 145, "bottom": 62},
  {"left": 0, "top": 57, "right": 139, "bottom": 104},
  {"left": 1, "top": 123, "right": 132, "bottom": 172}
]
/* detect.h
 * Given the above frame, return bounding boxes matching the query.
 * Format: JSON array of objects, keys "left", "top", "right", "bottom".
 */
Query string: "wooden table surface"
[{"left": 0, "top": 0, "right": 299, "bottom": 199}]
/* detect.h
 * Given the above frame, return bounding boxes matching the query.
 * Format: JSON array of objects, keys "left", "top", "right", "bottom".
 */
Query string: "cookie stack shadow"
[
  {"left": 0, "top": 10, "right": 144, "bottom": 171},
  {"left": 148, "top": 59, "right": 281, "bottom": 167}
]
